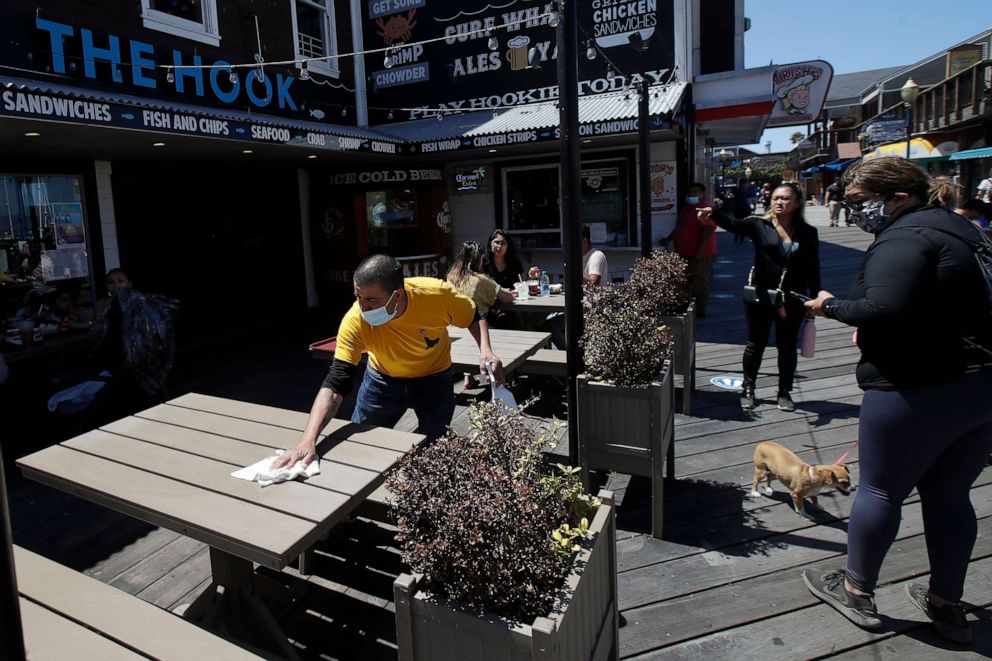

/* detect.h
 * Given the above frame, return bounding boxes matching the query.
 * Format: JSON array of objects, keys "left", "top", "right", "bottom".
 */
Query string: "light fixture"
[
  {"left": 487, "top": 30, "right": 498, "bottom": 51},
  {"left": 152, "top": 142, "right": 166, "bottom": 147},
  {"left": 488, "top": 149, "right": 497, "bottom": 153},
  {"left": 299, "top": 60, "right": 310, "bottom": 80},
  {"left": 900, "top": 77, "right": 920, "bottom": 105},
  {"left": 606, "top": 66, "right": 616, "bottom": 81},
  {"left": 340, "top": 107, "right": 347, "bottom": 117},
  {"left": 307, "top": 154, "right": 317, "bottom": 159},
  {"left": 586, "top": 40, "right": 596, "bottom": 60},
  {"left": 229, "top": 70, "right": 238, "bottom": 84},
  {"left": 166, "top": 68, "right": 175, "bottom": 83},
  {"left": 384, "top": 49, "right": 394, "bottom": 69},
  {"left": 242, "top": 149, "right": 253, "bottom": 154},
  {"left": 437, "top": 111, "right": 444, "bottom": 121},
  {"left": 492, "top": 108, "right": 499, "bottom": 119},
  {"left": 387, "top": 109, "right": 395, "bottom": 120},
  {"left": 24, "top": 132, "right": 41, "bottom": 137},
  {"left": 548, "top": 10, "right": 559, "bottom": 28}
]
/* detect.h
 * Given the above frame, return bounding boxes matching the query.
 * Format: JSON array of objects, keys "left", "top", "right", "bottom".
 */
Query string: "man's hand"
[
  {"left": 697, "top": 207, "right": 713, "bottom": 219},
  {"left": 481, "top": 352, "right": 505, "bottom": 386},
  {"left": 527, "top": 266, "right": 541, "bottom": 279},
  {"left": 804, "top": 290, "right": 835, "bottom": 317},
  {"left": 271, "top": 438, "right": 317, "bottom": 469}
]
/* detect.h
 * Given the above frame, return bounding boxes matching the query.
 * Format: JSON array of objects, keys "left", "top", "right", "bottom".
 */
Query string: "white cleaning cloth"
[{"left": 231, "top": 450, "right": 320, "bottom": 487}]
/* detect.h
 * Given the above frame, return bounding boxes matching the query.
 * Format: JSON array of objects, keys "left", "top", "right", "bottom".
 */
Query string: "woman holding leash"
[
  {"left": 698, "top": 182, "right": 821, "bottom": 412},
  {"left": 803, "top": 158, "right": 992, "bottom": 643}
]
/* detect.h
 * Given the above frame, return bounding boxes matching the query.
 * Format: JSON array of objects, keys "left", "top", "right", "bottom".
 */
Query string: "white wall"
[{"left": 94, "top": 160, "right": 118, "bottom": 272}]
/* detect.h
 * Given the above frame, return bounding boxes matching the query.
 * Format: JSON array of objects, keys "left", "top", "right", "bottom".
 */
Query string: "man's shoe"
[
  {"left": 740, "top": 385, "right": 756, "bottom": 410},
  {"left": 906, "top": 583, "right": 973, "bottom": 644},
  {"left": 803, "top": 569, "right": 882, "bottom": 629},
  {"left": 777, "top": 391, "right": 796, "bottom": 412}
]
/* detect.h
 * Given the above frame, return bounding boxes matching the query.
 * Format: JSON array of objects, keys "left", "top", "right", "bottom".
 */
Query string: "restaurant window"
[
  {"left": 140, "top": 0, "right": 220, "bottom": 46},
  {"left": 291, "top": 0, "right": 340, "bottom": 78},
  {"left": 503, "top": 159, "right": 632, "bottom": 249},
  {"left": 1, "top": 174, "right": 93, "bottom": 322},
  {"left": 366, "top": 188, "right": 417, "bottom": 254}
]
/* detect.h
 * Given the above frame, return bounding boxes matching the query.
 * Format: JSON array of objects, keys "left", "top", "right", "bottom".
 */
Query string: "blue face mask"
[
  {"left": 686, "top": 196, "right": 700, "bottom": 205},
  {"left": 360, "top": 290, "right": 398, "bottom": 327}
]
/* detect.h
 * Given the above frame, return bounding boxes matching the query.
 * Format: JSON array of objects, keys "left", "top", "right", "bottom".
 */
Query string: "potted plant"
[
  {"left": 578, "top": 251, "right": 681, "bottom": 538},
  {"left": 627, "top": 250, "right": 695, "bottom": 417},
  {"left": 389, "top": 403, "right": 618, "bottom": 661}
]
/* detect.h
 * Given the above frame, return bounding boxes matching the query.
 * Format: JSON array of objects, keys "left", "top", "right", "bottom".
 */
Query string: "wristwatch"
[{"left": 821, "top": 297, "right": 839, "bottom": 318}]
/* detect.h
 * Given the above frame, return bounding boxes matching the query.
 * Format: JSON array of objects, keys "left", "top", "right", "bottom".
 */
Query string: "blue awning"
[
  {"left": 801, "top": 166, "right": 822, "bottom": 175},
  {"left": 823, "top": 158, "right": 858, "bottom": 171},
  {"left": 949, "top": 147, "right": 992, "bottom": 161}
]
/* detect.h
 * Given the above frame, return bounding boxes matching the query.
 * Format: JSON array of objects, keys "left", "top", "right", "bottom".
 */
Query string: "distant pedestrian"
[
  {"left": 976, "top": 168, "right": 992, "bottom": 203},
  {"left": 824, "top": 181, "right": 849, "bottom": 227},
  {"left": 672, "top": 182, "right": 717, "bottom": 317}
]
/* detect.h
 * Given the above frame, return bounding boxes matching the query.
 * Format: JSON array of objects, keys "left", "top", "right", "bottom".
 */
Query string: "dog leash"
[{"left": 834, "top": 439, "right": 858, "bottom": 465}]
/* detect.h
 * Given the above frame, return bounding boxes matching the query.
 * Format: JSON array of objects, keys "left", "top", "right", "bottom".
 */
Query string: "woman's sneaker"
[
  {"left": 906, "top": 583, "right": 972, "bottom": 644},
  {"left": 740, "top": 385, "right": 756, "bottom": 410},
  {"left": 777, "top": 391, "right": 796, "bottom": 411},
  {"left": 802, "top": 568, "right": 882, "bottom": 629}
]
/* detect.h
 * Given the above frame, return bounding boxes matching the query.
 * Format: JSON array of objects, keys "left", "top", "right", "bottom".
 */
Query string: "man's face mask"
[{"left": 360, "top": 290, "right": 398, "bottom": 326}]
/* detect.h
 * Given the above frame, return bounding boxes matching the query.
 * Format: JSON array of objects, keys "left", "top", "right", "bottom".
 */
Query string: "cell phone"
[{"left": 788, "top": 291, "right": 812, "bottom": 302}]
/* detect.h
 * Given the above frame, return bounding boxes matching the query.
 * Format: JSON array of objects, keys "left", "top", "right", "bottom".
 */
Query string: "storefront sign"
[
  {"left": 454, "top": 166, "right": 488, "bottom": 192},
  {"left": 398, "top": 253, "right": 447, "bottom": 277},
  {"left": 767, "top": 60, "right": 833, "bottom": 128},
  {"left": 0, "top": 88, "right": 400, "bottom": 154},
  {"left": 363, "top": 0, "right": 675, "bottom": 123},
  {"left": 592, "top": 0, "right": 658, "bottom": 48},
  {"left": 328, "top": 169, "right": 444, "bottom": 186},
  {"left": 649, "top": 161, "right": 676, "bottom": 212}
]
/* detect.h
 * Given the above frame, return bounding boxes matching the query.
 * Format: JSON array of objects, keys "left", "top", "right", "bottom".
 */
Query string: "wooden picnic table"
[
  {"left": 309, "top": 327, "right": 551, "bottom": 377},
  {"left": 16, "top": 392, "right": 425, "bottom": 658},
  {"left": 502, "top": 293, "right": 566, "bottom": 314}
]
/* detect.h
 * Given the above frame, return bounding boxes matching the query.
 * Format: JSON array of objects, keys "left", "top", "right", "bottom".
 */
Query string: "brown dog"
[{"left": 751, "top": 441, "right": 852, "bottom": 515}]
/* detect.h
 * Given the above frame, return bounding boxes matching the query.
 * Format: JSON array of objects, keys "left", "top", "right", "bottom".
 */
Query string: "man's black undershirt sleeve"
[{"left": 322, "top": 359, "right": 357, "bottom": 397}]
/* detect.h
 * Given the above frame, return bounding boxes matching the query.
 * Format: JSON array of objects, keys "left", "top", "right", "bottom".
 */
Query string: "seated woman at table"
[
  {"left": 448, "top": 240, "right": 515, "bottom": 388},
  {"left": 484, "top": 229, "right": 525, "bottom": 329}
]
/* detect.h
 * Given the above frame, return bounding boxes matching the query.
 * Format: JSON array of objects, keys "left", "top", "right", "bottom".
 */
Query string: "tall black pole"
[
  {"left": 557, "top": 0, "right": 582, "bottom": 465},
  {"left": 638, "top": 80, "right": 652, "bottom": 258},
  {"left": 0, "top": 454, "right": 26, "bottom": 661}
]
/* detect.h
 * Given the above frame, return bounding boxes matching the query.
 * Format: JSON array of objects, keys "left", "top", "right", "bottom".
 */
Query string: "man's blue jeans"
[{"left": 351, "top": 366, "right": 455, "bottom": 441}]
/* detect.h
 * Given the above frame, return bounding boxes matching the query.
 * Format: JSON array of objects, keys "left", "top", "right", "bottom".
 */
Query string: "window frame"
[
  {"left": 290, "top": 0, "right": 340, "bottom": 79},
  {"left": 140, "top": 0, "right": 221, "bottom": 47}
]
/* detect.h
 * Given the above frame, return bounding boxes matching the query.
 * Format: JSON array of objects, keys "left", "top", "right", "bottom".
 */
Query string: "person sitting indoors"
[
  {"left": 447, "top": 241, "right": 515, "bottom": 388},
  {"left": 274, "top": 255, "right": 504, "bottom": 469},
  {"left": 42, "top": 289, "right": 91, "bottom": 331},
  {"left": 958, "top": 199, "right": 990, "bottom": 229}
]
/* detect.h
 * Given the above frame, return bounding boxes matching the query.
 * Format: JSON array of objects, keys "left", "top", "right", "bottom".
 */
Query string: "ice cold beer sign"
[{"left": 592, "top": 0, "right": 658, "bottom": 48}]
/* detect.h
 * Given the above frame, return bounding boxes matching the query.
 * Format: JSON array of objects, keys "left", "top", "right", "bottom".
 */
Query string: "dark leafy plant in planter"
[
  {"left": 625, "top": 249, "right": 690, "bottom": 316},
  {"left": 387, "top": 402, "right": 601, "bottom": 621}
]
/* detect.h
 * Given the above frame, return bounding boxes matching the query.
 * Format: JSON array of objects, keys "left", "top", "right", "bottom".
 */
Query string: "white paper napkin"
[{"left": 231, "top": 450, "right": 320, "bottom": 487}]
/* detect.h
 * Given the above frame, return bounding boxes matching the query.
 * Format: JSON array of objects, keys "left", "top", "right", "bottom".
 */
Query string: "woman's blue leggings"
[{"left": 845, "top": 370, "right": 992, "bottom": 601}]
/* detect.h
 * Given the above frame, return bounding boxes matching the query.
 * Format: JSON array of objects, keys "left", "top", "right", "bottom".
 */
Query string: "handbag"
[{"left": 742, "top": 266, "right": 786, "bottom": 307}]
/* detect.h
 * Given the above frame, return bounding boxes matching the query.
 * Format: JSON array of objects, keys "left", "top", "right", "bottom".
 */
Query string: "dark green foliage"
[
  {"left": 388, "top": 403, "right": 600, "bottom": 621},
  {"left": 626, "top": 250, "right": 690, "bottom": 316}
]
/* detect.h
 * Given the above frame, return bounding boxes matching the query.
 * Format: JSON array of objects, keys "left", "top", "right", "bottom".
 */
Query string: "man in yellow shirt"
[{"left": 276, "top": 254, "right": 503, "bottom": 467}]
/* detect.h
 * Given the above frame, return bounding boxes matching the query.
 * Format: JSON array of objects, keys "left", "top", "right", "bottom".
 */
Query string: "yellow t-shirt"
[
  {"left": 334, "top": 277, "right": 477, "bottom": 378},
  {"left": 447, "top": 272, "right": 500, "bottom": 317}
]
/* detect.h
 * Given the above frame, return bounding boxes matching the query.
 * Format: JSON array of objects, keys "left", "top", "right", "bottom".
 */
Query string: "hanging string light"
[
  {"left": 166, "top": 67, "right": 175, "bottom": 83},
  {"left": 487, "top": 30, "right": 498, "bottom": 51},
  {"left": 384, "top": 48, "right": 394, "bottom": 69},
  {"left": 387, "top": 109, "right": 394, "bottom": 120},
  {"left": 606, "top": 65, "right": 616, "bottom": 81},
  {"left": 548, "top": 8, "right": 560, "bottom": 28},
  {"left": 299, "top": 59, "right": 310, "bottom": 80},
  {"left": 228, "top": 70, "right": 238, "bottom": 84},
  {"left": 586, "top": 40, "right": 596, "bottom": 61}
]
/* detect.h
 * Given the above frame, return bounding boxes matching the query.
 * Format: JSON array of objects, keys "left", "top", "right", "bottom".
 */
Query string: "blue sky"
[{"left": 742, "top": 1, "right": 990, "bottom": 152}]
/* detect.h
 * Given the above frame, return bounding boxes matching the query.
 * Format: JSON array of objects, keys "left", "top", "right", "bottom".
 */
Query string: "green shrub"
[{"left": 387, "top": 403, "right": 600, "bottom": 621}]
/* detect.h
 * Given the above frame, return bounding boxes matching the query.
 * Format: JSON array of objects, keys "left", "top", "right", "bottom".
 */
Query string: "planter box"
[
  {"left": 394, "top": 490, "right": 618, "bottom": 661},
  {"left": 659, "top": 301, "right": 696, "bottom": 416},
  {"left": 576, "top": 365, "right": 675, "bottom": 538}
]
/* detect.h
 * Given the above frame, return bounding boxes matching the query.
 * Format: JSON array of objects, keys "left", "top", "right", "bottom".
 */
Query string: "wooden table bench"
[
  {"left": 17, "top": 393, "right": 425, "bottom": 658},
  {"left": 502, "top": 294, "right": 566, "bottom": 314},
  {"left": 15, "top": 545, "right": 263, "bottom": 660}
]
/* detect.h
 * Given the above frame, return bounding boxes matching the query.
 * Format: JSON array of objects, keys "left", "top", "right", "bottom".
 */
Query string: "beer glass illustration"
[{"left": 506, "top": 36, "right": 531, "bottom": 71}]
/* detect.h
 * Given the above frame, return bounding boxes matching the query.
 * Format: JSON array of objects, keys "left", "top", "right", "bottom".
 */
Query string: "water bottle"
[{"left": 539, "top": 271, "right": 550, "bottom": 297}]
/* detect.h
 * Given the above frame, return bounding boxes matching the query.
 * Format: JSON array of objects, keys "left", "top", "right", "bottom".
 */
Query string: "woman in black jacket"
[
  {"left": 699, "top": 182, "right": 821, "bottom": 411},
  {"left": 802, "top": 158, "right": 992, "bottom": 643}
]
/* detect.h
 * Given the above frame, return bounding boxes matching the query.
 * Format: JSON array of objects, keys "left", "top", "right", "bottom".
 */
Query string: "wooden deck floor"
[{"left": 7, "top": 207, "right": 992, "bottom": 659}]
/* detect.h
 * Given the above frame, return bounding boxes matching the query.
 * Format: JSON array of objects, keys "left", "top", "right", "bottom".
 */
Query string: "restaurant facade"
[{"left": 0, "top": 0, "right": 814, "bottom": 328}]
